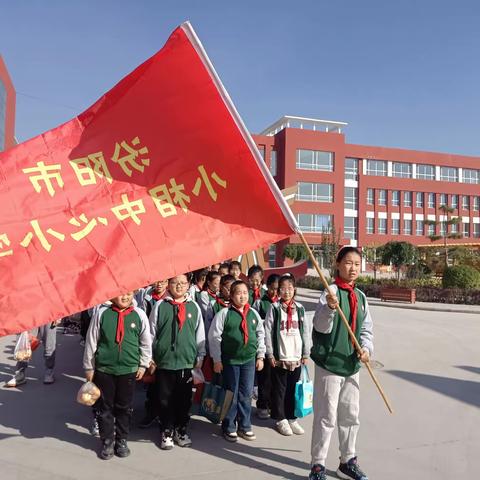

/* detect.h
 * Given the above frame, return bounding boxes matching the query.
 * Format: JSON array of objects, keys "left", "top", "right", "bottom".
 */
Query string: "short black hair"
[
  {"left": 230, "top": 279, "right": 249, "bottom": 295},
  {"left": 191, "top": 268, "right": 209, "bottom": 284},
  {"left": 229, "top": 260, "right": 241, "bottom": 269},
  {"left": 220, "top": 274, "right": 235, "bottom": 286},
  {"left": 247, "top": 265, "right": 264, "bottom": 278},
  {"left": 336, "top": 247, "right": 362, "bottom": 263},
  {"left": 278, "top": 273, "right": 295, "bottom": 288},
  {"left": 266, "top": 274, "right": 280, "bottom": 286}
]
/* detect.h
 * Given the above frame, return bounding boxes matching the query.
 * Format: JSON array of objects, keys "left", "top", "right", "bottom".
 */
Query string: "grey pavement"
[{"left": 0, "top": 302, "right": 479, "bottom": 479}]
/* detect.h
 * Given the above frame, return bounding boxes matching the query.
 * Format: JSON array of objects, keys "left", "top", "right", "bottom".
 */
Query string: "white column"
[
  {"left": 412, "top": 164, "right": 417, "bottom": 179},
  {"left": 458, "top": 167, "right": 463, "bottom": 183},
  {"left": 387, "top": 161, "right": 393, "bottom": 177},
  {"left": 435, "top": 165, "right": 441, "bottom": 181}
]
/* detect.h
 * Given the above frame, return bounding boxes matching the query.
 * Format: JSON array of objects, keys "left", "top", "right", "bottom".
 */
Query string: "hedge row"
[{"left": 296, "top": 276, "right": 480, "bottom": 305}]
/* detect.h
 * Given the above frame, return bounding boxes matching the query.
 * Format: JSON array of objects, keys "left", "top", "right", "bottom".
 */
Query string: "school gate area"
[{"left": 0, "top": 294, "right": 478, "bottom": 479}]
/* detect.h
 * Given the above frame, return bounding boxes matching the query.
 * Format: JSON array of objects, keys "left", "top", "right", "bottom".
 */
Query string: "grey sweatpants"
[
  {"left": 310, "top": 364, "right": 360, "bottom": 466},
  {"left": 16, "top": 323, "right": 57, "bottom": 372}
]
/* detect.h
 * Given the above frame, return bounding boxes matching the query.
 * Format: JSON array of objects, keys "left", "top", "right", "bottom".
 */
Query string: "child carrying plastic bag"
[{"left": 76, "top": 381, "right": 101, "bottom": 406}]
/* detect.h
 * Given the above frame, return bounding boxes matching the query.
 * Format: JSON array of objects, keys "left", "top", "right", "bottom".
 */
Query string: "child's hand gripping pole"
[{"left": 297, "top": 230, "right": 394, "bottom": 414}]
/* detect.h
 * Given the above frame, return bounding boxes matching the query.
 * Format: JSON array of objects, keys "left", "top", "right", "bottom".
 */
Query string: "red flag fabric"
[{"left": 0, "top": 22, "right": 296, "bottom": 336}]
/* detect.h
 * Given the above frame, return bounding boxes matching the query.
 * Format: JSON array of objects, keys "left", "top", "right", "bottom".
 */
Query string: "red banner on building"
[{"left": 0, "top": 23, "right": 296, "bottom": 336}]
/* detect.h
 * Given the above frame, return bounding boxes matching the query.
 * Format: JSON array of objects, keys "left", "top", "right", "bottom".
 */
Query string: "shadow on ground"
[{"left": 387, "top": 369, "right": 480, "bottom": 408}]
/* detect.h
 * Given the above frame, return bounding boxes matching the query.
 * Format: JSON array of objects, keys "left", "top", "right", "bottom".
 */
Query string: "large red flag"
[{"left": 0, "top": 22, "right": 296, "bottom": 336}]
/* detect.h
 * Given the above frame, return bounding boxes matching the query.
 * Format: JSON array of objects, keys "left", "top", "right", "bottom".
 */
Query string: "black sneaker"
[
  {"left": 99, "top": 439, "right": 114, "bottom": 460},
  {"left": 337, "top": 457, "right": 368, "bottom": 480},
  {"left": 114, "top": 439, "right": 131, "bottom": 458},
  {"left": 139, "top": 413, "right": 158, "bottom": 429},
  {"left": 309, "top": 464, "right": 327, "bottom": 480}
]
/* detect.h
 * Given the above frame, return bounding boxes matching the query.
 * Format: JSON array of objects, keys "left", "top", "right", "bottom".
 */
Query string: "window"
[
  {"left": 428, "top": 193, "right": 435, "bottom": 209},
  {"left": 440, "top": 222, "right": 447, "bottom": 236},
  {"left": 344, "top": 217, "right": 357, "bottom": 240},
  {"left": 296, "top": 149, "right": 334, "bottom": 171},
  {"left": 392, "top": 162, "right": 412, "bottom": 178},
  {"left": 417, "top": 164, "right": 435, "bottom": 180},
  {"left": 440, "top": 166, "right": 458, "bottom": 182},
  {"left": 392, "top": 190, "right": 400, "bottom": 207},
  {"left": 440, "top": 193, "right": 447, "bottom": 206},
  {"left": 404, "top": 219, "right": 412, "bottom": 235},
  {"left": 366, "top": 217, "right": 374, "bottom": 234},
  {"left": 268, "top": 244, "right": 276, "bottom": 267},
  {"left": 378, "top": 218, "right": 387, "bottom": 234},
  {"left": 451, "top": 195, "right": 458, "bottom": 209},
  {"left": 391, "top": 218, "right": 400, "bottom": 234},
  {"left": 270, "top": 150, "right": 277, "bottom": 176},
  {"left": 462, "top": 222, "right": 470, "bottom": 237},
  {"left": 404, "top": 191, "right": 412, "bottom": 207},
  {"left": 462, "top": 169, "right": 479, "bottom": 184},
  {"left": 474, "top": 224, "right": 480, "bottom": 238},
  {"left": 257, "top": 145, "right": 265, "bottom": 161},
  {"left": 416, "top": 220, "right": 424, "bottom": 236},
  {"left": 416, "top": 192, "right": 424, "bottom": 208},
  {"left": 344, "top": 187, "right": 358, "bottom": 210},
  {"left": 451, "top": 222, "right": 458, "bottom": 234},
  {"left": 462, "top": 196, "right": 469, "bottom": 210},
  {"left": 366, "top": 160, "right": 387, "bottom": 176},
  {"left": 367, "top": 188, "right": 374, "bottom": 205},
  {"left": 474, "top": 197, "right": 480, "bottom": 211},
  {"left": 297, "top": 182, "right": 333, "bottom": 202},
  {"left": 297, "top": 213, "right": 333, "bottom": 233},
  {"left": 345, "top": 158, "right": 358, "bottom": 180},
  {"left": 428, "top": 223, "right": 435, "bottom": 236},
  {"left": 378, "top": 189, "right": 387, "bottom": 206}
]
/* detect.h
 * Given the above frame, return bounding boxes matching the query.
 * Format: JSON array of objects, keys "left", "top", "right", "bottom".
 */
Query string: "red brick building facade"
[
  {"left": 0, "top": 55, "right": 16, "bottom": 152},
  {"left": 253, "top": 116, "right": 480, "bottom": 267}
]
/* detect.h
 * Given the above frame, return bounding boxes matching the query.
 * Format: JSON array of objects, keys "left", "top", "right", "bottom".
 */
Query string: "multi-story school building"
[
  {"left": 0, "top": 55, "right": 16, "bottom": 152},
  {"left": 252, "top": 116, "right": 480, "bottom": 267}
]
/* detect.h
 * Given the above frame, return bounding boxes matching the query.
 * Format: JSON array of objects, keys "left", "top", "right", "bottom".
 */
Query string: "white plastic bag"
[
  {"left": 76, "top": 381, "right": 101, "bottom": 406},
  {"left": 191, "top": 367, "right": 205, "bottom": 385},
  {"left": 14, "top": 332, "right": 32, "bottom": 361}
]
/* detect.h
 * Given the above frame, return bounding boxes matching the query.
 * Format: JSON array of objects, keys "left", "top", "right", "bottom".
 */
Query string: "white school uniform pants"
[{"left": 310, "top": 364, "right": 360, "bottom": 466}]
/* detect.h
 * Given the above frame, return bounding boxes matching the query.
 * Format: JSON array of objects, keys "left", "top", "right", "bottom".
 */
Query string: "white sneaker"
[
  {"left": 174, "top": 428, "right": 192, "bottom": 447},
  {"left": 5, "top": 371, "right": 26, "bottom": 388},
  {"left": 276, "top": 419, "right": 293, "bottom": 436},
  {"left": 288, "top": 419, "right": 305, "bottom": 435},
  {"left": 43, "top": 369, "right": 55, "bottom": 385},
  {"left": 160, "top": 430, "right": 174, "bottom": 450},
  {"left": 256, "top": 408, "right": 270, "bottom": 419}
]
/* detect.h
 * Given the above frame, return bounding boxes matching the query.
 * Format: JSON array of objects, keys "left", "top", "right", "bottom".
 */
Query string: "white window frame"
[{"left": 296, "top": 149, "right": 334, "bottom": 171}]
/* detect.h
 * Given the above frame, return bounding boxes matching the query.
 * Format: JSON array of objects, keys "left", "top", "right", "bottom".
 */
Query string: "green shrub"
[{"left": 442, "top": 265, "right": 480, "bottom": 289}]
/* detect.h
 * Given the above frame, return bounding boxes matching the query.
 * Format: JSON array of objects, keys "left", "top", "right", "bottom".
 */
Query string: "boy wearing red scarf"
[
  {"left": 141, "top": 280, "right": 168, "bottom": 317},
  {"left": 208, "top": 280, "right": 266, "bottom": 442},
  {"left": 149, "top": 274, "right": 205, "bottom": 450},
  {"left": 309, "top": 247, "right": 373, "bottom": 480},
  {"left": 264, "top": 274, "right": 310, "bottom": 435},
  {"left": 247, "top": 265, "right": 266, "bottom": 305},
  {"left": 83, "top": 292, "right": 152, "bottom": 460}
]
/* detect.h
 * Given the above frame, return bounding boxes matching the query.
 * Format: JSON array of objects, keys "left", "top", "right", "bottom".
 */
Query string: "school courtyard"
[{"left": 0, "top": 292, "right": 478, "bottom": 479}]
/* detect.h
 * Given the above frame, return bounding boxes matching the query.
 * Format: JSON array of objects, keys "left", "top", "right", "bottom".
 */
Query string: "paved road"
[{"left": 0, "top": 302, "right": 478, "bottom": 479}]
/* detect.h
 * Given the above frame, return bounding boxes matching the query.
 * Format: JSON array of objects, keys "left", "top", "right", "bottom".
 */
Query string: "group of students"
[{"left": 8, "top": 248, "right": 374, "bottom": 480}]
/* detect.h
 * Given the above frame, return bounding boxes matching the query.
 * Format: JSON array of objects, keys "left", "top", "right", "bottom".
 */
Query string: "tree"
[
  {"left": 363, "top": 243, "right": 384, "bottom": 281},
  {"left": 381, "top": 241, "right": 418, "bottom": 281},
  {"left": 423, "top": 204, "right": 462, "bottom": 268},
  {"left": 320, "top": 223, "right": 342, "bottom": 278},
  {"left": 283, "top": 244, "right": 309, "bottom": 262}
]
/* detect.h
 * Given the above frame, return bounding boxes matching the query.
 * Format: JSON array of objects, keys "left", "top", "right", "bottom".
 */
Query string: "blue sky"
[{"left": 1, "top": 0, "right": 480, "bottom": 156}]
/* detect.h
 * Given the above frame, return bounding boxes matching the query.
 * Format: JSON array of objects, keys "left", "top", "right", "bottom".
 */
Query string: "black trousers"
[
  {"left": 270, "top": 365, "right": 301, "bottom": 421},
  {"left": 94, "top": 371, "right": 136, "bottom": 441},
  {"left": 145, "top": 381, "right": 158, "bottom": 417},
  {"left": 156, "top": 368, "right": 192, "bottom": 432},
  {"left": 256, "top": 360, "right": 272, "bottom": 410}
]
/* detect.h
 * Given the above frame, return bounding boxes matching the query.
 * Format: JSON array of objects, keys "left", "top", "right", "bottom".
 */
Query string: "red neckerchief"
[
  {"left": 217, "top": 297, "right": 229, "bottom": 308},
  {"left": 268, "top": 293, "right": 279, "bottom": 303},
  {"left": 207, "top": 288, "right": 218, "bottom": 302},
  {"left": 232, "top": 303, "right": 250, "bottom": 345},
  {"left": 111, "top": 306, "right": 134, "bottom": 347},
  {"left": 334, "top": 277, "right": 358, "bottom": 345},
  {"left": 168, "top": 298, "right": 187, "bottom": 330},
  {"left": 152, "top": 290, "right": 166, "bottom": 301},
  {"left": 253, "top": 287, "right": 261, "bottom": 301},
  {"left": 280, "top": 299, "right": 295, "bottom": 331}
]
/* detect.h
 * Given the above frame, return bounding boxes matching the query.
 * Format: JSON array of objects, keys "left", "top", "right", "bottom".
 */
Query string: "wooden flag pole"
[{"left": 297, "top": 231, "right": 394, "bottom": 414}]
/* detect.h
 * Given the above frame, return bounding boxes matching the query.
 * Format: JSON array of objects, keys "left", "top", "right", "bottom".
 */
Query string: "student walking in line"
[
  {"left": 308, "top": 247, "right": 373, "bottom": 480},
  {"left": 83, "top": 292, "right": 151, "bottom": 460},
  {"left": 264, "top": 274, "right": 310, "bottom": 435},
  {"left": 208, "top": 280, "right": 265, "bottom": 442}
]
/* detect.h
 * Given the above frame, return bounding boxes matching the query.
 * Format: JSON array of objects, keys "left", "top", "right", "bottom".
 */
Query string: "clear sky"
[{"left": 1, "top": 0, "right": 480, "bottom": 156}]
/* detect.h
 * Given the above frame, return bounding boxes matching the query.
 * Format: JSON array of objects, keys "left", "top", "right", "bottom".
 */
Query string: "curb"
[{"left": 366, "top": 299, "right": 479, "bottom": 315}]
